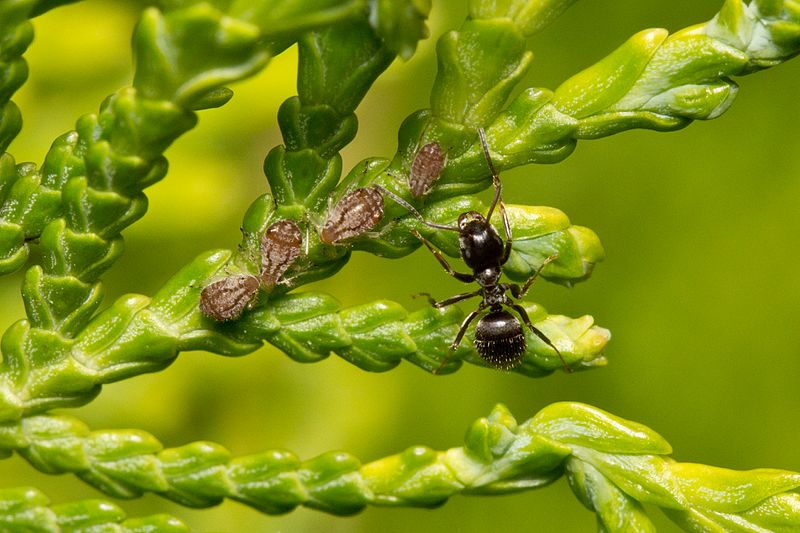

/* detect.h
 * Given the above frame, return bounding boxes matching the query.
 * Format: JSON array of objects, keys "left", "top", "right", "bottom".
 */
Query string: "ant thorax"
[{"left": 482, "top": 283, "right": 507, "bottom": 307}]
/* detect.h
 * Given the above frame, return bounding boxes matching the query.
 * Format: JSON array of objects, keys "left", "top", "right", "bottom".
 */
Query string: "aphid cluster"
[
  {"left": 380, "top": 129, "right": 569, "bottom": 372},
  {"left": 200, "top": 219, "right": 302, "bottom": 322}
]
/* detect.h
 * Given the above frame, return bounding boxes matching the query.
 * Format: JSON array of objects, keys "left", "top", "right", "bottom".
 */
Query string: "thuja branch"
[
  {"left": 0, "top": 487, "right": 188, "bottom": 532},
  {"left": 221, "top": 0, "right": 605, "bottom": 318},
  {"left": 0, "top": 0, "right": 426, "bottom": 405},
  {"left": 0, "top": 241, "right": 608, "bottom": 422},
  {"left": 0, "top": 0, "right": 81, "bottom": 274},
  {"left": 550, "top": 0, "right": 800, "bottom": 138},
  {"left": 1, "top": 404, "right": 797, "bottom": 531},
  {"left": 377, "top": 0, "right": 800, "bottom": 202},
  {"left": 0, "top": 1, "right": 438, "bottom": 421},
  {"left": 0, "top": 0, "right": 382, "bottom": 278}
]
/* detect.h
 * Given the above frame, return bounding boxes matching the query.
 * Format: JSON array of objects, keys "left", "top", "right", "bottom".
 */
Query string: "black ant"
[{"left": 378, "top": 129, "right": 571, "bottom": 373}]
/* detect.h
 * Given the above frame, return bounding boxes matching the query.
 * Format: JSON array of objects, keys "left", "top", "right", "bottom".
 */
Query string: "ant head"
[{"left": 457, "top": 211, "right": 486, "bottom": 230}]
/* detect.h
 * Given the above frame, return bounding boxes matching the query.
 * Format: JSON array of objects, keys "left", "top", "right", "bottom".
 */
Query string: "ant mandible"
[{"left": 379, "top": 128, "right": 571, "bottom": 373}]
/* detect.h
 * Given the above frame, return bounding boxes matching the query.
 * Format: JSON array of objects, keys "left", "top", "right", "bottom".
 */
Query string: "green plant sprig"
[
  {"left": 0, "top": 0, "right": 80, "bottom": 277},
  {"left": 0, "top": 1, "right": 797, "bottom": 528},
  {"left": 367, "top": 0, "right": 800, "bottom": 205},
  {"left": 0, "top": 2, "right": 432, "bottom": 412},
  {"left": 215, "top": 0, "right": 609, "bottom": 376},
  {"left": 0, "top": 0, "right": 419, "bottom": 279},
  {"left": 1, "top": 403, "right": 797, "bottom": 531},
  {"left": 0, "top": 1, "right": 34, "bottom": 152},
  {"left": 256, "top": 0, "right": 800, "bottom": 288},
  {"left": 0, "top": 248, "right": 609, "bottom": 423},
  {"left": 0, "top": 486, "right": 189, "bottom": 533}
]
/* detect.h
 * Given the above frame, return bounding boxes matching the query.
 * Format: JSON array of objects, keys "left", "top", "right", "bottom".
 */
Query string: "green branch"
[
  {"left": 1, "top": 403, "right": 797, "bottom": 531},
  {"left": 0, "top": 247, "right": 608, "bottom": 423},
  {"left": 0, "top": 0, "right": 436, "bottom": 420},
  {"left": 0, "top": 1, "right": 796, "bottom": 528},
  {"left": 374, "top": 0, "right": 800, "bottom": 202},
  {"left": 0, "top": 0, "right": 388, "bottom": 279},
  {"left": 0, "top": 486, "right": 188, "bottom": 532}
]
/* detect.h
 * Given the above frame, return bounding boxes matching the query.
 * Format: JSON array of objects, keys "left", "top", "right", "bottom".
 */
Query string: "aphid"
[
  {"left": 409, "top": 142, "right": 445, "bottom": 198},
  {"left": 199, "top": 274, "right": 260, "bottom": 322},
  {"left": 320, "top": 186, "right": 384, "bottom": 244},
  {"left": 201, "top": 219, "right": 304, "bottom": 322},
  {"left": 379, "top": 129, "right": 570, "bottom": 372},
  {"left": 261, "top": 219, "right": 303, "bottom": 287}
]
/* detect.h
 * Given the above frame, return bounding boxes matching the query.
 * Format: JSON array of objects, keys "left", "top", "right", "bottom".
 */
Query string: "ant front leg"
[
  {"left": 413, "top": 290, "right": 481, "bottom": 308},
  {"left": 508, "top": 254, "right": 559, "bottom": 299},
  {"left": 411, "top": 229, "right": 474, "bottom": 283},
  {"left": 477, "top": 128, "right": 513, "bottom": 264},
  {"left": 509, "top": 303, "right": 572, "bottom": 373}
]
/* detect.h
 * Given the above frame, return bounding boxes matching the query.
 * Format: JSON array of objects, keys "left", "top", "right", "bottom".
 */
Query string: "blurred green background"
[{"left": 2, "top": 1, "right": 799, "bottom": 531}]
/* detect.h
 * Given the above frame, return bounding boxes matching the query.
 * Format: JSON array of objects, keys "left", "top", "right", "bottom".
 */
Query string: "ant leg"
[
  {"left": 413, "top": 290, "right": 481, "bottom": 308},
  {"left": 477, "top": 128, "right": 504, "bottom": 223},
  {"left": 477, "top": 129, "right": 514, "bottom": 263},
  {"left": 498, "top": 199, "right": 513, "bottom": 264},
  {"left": 509, "top": 303, "right": 572, "bottom": 373},
  {"left": 508, "top": 254, "right": 559, "bottom": 299},
  {"left": 411, "top": 229, "right": 474, "bottom": 283},
  {"left": 374, "top": 185, "right": 459, "bottom": 232},
  {"left": 433, "top": 305, "right": 484, "bottom": 374}
]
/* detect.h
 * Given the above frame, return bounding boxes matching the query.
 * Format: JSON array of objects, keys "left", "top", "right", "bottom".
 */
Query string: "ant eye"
[
  {"left": 200, "top": 274, "right": 260, "bottom": 322},
  {"left": 409, "top": 142, "right": 445, "bottom": 199},
  {"left": 261, "top": 219, "right": 303, "bottom": 288},
  {"left": 321, "top": 186, "right": 385, "bottom": 244}
]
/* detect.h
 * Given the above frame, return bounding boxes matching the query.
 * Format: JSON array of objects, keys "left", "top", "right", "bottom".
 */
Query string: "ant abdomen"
[{"left": 474, "top": 310, "right": 526, "bottom": 369}]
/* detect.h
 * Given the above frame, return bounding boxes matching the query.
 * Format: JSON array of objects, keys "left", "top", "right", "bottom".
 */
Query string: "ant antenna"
[
  {"left": 374, "top": 185, "right": 459, "bottom": 232},
  {"left": 477, "top": 128, "right": 503, "bottom": 223}
]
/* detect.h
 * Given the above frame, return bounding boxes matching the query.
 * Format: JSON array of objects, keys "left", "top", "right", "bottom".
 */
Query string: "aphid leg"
[
  {"left": 302, "top": 212, "right": 311, "bottom": 256},
  {"left": 509, "top": 303, "right": 572, "bottom": 373},
  {"left": 411, "top": 229, "right": 474, "bottom": 283},
  {"left": 413, "top": 290, "right": 481, "bottom": 308},
  {"left": 433, "top": 305, "right": 485, "bottom": 375},
  {"left": 508, "top": 254, "right": 559, "bottom": 299},
  {"left": 375, "top": 185, "right": 459, "bottom": 232}
]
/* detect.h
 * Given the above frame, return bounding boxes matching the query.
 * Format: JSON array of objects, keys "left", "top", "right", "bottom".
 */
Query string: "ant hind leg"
[{"left": 509, "top": 303, "right": 572, "bottom": 373}]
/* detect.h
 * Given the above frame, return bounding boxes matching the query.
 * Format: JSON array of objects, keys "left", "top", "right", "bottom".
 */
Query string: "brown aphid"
[
  {"left": 261, "top": 219, "right": 303, "bottom": 287},
  {"left": 320, "top": 186, "right": 384, "bottom": 244},
  {"left": 200, "top": 274, "right": 260, "bottom": 322},
  {"left": 409, "top": 142, "right": 445, "bottom": 198}
]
